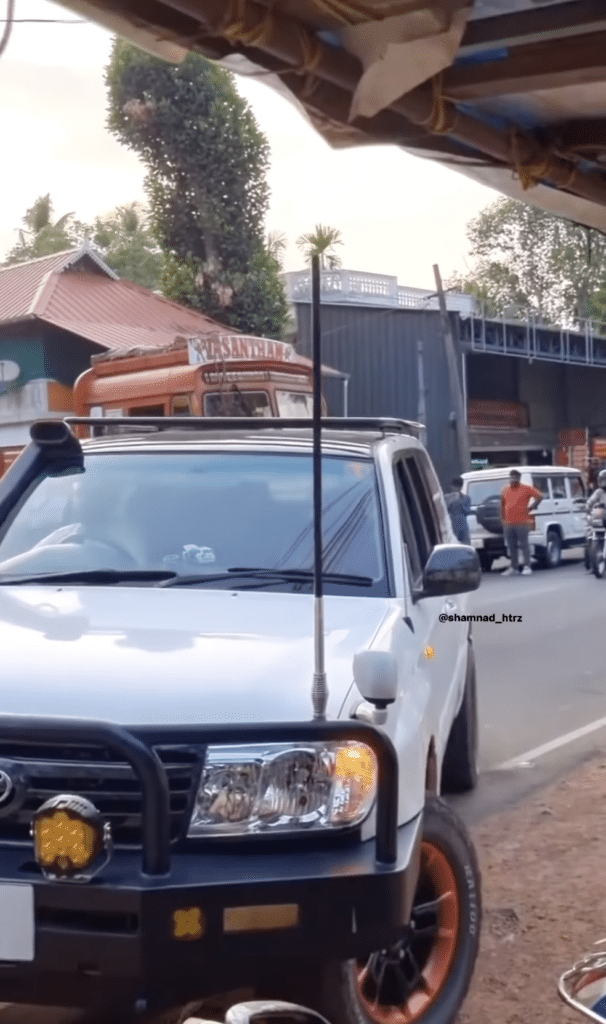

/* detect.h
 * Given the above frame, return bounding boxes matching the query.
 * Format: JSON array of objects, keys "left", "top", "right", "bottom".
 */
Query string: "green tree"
[
  {"left": 3, "top": 194, "right": 86, "bottom": 266},
  {"left": 91, "top": 201, "right": 163, "bottom": 289},
  {"left": 452, "top": 197, "right": 606, "bottom": 326},
  {"left": 104, "top": 40, "right": 288, "bottom": 337},
  {"left": 296, "top": 224, "right": 343, "bottom": 269}
]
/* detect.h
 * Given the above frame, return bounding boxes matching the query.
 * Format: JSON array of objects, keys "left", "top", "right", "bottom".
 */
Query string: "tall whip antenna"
[{"left": 310, "top": 255, "right": 328, "bottom": 720}]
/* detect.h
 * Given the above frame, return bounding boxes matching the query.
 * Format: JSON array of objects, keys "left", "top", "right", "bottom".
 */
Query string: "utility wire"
[{"left": 0, "top": 0, "right": 14, "bottom": 58}]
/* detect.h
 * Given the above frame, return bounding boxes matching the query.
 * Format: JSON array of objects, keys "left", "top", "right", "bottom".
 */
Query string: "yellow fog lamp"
[{"left": 31, "top": 794, "right": 112, "bottom": 881}]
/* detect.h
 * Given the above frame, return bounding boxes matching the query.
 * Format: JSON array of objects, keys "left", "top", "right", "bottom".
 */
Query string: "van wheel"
[
  {"left": 441, "top": 644, "right": 478, "bottom": 794},
  {"left": 538, "top": 529, "right": 561, "bottom": 568},
  {"left": 319, "top": 798, "right": 481, "bottom": 1024}
]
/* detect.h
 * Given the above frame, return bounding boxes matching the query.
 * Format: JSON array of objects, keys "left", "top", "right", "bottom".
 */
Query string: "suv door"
[
  {"left": 530, "top": 472, "right": 552, "bottom": 542},
  {"left": 547, "top": 473, "right": 572, "bottom": 540},
  {"left": 393, "top": 453, "right": 468, "bottom": 756},
  {"left": 567, "top": 473, "right": 587, "bottom": 541}
]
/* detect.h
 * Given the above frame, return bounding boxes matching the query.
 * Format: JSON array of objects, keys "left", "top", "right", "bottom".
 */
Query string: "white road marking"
[{"left": 497, "top": 714, "right": 606, "bottom": 769}]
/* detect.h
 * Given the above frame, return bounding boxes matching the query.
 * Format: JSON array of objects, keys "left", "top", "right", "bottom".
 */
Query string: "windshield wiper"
[
  {"left": 0, "top": 569, "right": 178, "bottom": 586},
  {"left": 158, "top": 567, "right": 373, "bottom": 588}
]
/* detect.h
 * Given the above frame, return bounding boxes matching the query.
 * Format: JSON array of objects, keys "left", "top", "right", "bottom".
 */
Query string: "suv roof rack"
[{"left": 64, "top": 416, "right": 424, "bottom": 435}]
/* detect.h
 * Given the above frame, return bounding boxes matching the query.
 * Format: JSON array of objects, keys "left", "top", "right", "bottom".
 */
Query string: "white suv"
[
  {"left": 462, "top": 465, "right": 587, "bottom": 571},
  {"left": 0, "top": 417, "right": 482, "bottom": 1024}
]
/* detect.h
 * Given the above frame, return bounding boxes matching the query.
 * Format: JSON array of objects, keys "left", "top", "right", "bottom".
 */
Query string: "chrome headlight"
[{"left": 188, "top": 742, "right": 377, "bottom": 837}]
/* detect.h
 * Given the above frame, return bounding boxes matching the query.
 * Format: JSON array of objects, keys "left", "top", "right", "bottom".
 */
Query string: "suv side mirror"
[
  {"left": 353, "top": 650, "right": 398, "bottom": 708},
  {"left": 417, "top": 544, "right": 481, "bottom": 600}
]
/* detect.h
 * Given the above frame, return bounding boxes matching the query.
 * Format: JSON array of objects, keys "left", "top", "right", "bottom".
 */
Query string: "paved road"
[{"left": 451, "top": 548, "right": 606, "bottom": 823}]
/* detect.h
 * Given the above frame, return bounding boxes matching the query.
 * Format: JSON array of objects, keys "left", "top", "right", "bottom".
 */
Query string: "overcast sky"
[{"left": 0, "top": 0, "right": 500, "bottom": 289}]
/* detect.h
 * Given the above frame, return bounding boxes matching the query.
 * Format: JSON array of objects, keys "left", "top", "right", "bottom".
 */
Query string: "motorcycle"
[
  {"left": 560, "top": 940, "right": 606, "bottom": 1021},
  {"left": 586, "top": 503, "right": 606, "bottom": 577}
]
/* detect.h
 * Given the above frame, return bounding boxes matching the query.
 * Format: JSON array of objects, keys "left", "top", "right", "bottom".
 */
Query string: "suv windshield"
[
  {"left": 466, "top": 478, "right": 508, "bottom": 507},
  {"left": 0, "top": 452, "right": 388, "bottom": 595}
]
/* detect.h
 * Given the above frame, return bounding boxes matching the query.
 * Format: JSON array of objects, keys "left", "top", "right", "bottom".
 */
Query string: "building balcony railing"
[
  {"left": 284, "top": 269, "right": 606, "bottom": 366},
  {"left": 461, "top": 303, "right": 606, "bottom": 367},
  {"left": 283, "top": 269, "right": 476, "bottom": 313}
]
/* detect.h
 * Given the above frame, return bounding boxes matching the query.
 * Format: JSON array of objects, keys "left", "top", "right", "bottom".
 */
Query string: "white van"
[{"left": 461, "top": 465, "right": 587, "bottom": 570}]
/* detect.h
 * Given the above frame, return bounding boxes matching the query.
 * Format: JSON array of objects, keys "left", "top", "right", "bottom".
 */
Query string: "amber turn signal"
[{"left": 173, "top": 907, "right": 205, "bottom": 940}]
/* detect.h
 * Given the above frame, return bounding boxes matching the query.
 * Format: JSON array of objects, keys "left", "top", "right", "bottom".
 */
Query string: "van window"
[
  {"left": 531, "top": 474, "right": 550, "bottom": 497},
  {"left": 466, "top": 478, "right": 508, "bottom": 507},
  {"left": 172, "top": 395, "right": 192, "bottom": 414},
  {"left": 204, "top": 391, "right": 271, "bottom": 417},
  {"left": 127, "top": 404, "right": 165, "bottom": 416},
  {"left": 549, "top": 476, "right": 567, "bottom": 499},
  {"left": 276, "top": 391, "right": 313, "bottom": 417}
]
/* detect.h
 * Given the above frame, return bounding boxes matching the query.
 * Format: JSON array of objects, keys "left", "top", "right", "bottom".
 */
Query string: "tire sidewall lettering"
[{"left": 464, "top": 861, "right": 479, "bottom": 936}]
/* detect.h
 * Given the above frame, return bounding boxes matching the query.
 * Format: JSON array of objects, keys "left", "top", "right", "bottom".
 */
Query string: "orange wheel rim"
[{"left": 355, "top": 840, "right": 461, "bottom": 1024}]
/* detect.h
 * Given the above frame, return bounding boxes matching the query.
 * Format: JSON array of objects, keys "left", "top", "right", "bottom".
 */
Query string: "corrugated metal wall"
[{"left": 294, "top": 303, "right": 462, "bottom": 486}]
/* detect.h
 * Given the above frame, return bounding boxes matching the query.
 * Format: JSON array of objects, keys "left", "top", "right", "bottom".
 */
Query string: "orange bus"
[{"left": 73, "top": 333, "right": 327, "bottom": 432}]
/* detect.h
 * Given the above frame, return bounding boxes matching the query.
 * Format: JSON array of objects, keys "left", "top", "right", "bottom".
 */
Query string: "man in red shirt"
[{"left": 500, "top": 469, "right": 543, "bottom": 576}]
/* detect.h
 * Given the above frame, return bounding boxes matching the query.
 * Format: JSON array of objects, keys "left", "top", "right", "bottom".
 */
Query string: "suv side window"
[
  {"left": 532, "top": 474, "right": 551, "bottom": 497},
  {"left": 549, "top": 476, "right": 567, "bottom": 499},
  {"left": 393, "top": 460, "right": 424, "bottom": 584},
  {"left": 568, "top": 474, "right": 585, "bottom": 498},
  {"left": 394, "top": 455, "right": 438, "bottom": 581},
  {"left": 405, "top": 455, "right": 441, "bottom": 550},
  {"left": 412, "top": 449, "right": 450, "bottom": 542}
]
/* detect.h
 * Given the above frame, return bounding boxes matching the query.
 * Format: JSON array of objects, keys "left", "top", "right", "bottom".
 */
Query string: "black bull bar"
[
  {"left": 0, "top": 715, "right": 399, "bottom": 874},
  {"left": 0, "top": 715, "right": 422, "bottom": 1011}
]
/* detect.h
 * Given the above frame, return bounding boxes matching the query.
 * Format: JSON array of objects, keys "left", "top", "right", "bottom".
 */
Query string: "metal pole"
[
  {"left": 311, "top": 256, "right": 327, "bottom": 720},
  {"left": 343, "top": 375, "right": 349, "bottom": 417},
  {"left": 433, "top": 264, "right": 470, "bottom": 474},
  {"left": 417, "top": 340, "right": 427, "bottom": 449}
]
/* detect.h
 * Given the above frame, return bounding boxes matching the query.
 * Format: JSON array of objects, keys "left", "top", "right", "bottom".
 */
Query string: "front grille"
[{"left": 0, "top": 740, "right": 202, "bottom": 847}]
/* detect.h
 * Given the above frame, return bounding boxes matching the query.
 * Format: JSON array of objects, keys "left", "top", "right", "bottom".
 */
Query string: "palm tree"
[
  {"left": 266, "top": 230, "right": 287, "bottom": 267},
  {"left": 296, "top": 224, "right": 343, "bottom": 269},
  {"left": 3, "top": 194, "right": 83, "bottom": 267}
]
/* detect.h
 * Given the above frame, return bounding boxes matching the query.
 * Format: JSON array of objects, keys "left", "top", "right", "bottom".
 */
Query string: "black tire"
[
  {"left": 441, "top": 644, "right": 478, "bottom": 794},
  {"left": 318, "top": 798, "right": 481, "bottom": 1024},
  {"left": 591, "top": 538, "right": 606, "bottom": 578},
  {"left": 537, "top": 529, "right": 561, "bottom": 568},
  {"left": 478, "top": 553, "right": 493, "bottom": 572}
]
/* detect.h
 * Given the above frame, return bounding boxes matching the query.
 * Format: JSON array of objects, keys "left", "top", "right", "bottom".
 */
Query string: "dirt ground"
[{"left": 459, "top": 754, "right": 606, "bottom": 1024}]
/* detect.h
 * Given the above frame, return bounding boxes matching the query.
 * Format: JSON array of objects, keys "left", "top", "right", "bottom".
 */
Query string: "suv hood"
[{"left": 0, "top": 586, "right": 392, "bottom": 725}]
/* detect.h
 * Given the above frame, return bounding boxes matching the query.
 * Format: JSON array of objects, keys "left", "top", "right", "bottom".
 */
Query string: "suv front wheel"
[{"left": 319, "top": 798, "right": 481, "bottom": 1024}]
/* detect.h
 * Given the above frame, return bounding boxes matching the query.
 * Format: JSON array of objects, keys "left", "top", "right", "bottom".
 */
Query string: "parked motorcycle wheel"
[
  {"left": 591, "top": 538, "right": 606, "bottom": 578},
  {"left": 319, "top": 798, "right": 481, "bottom": 1024}
]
